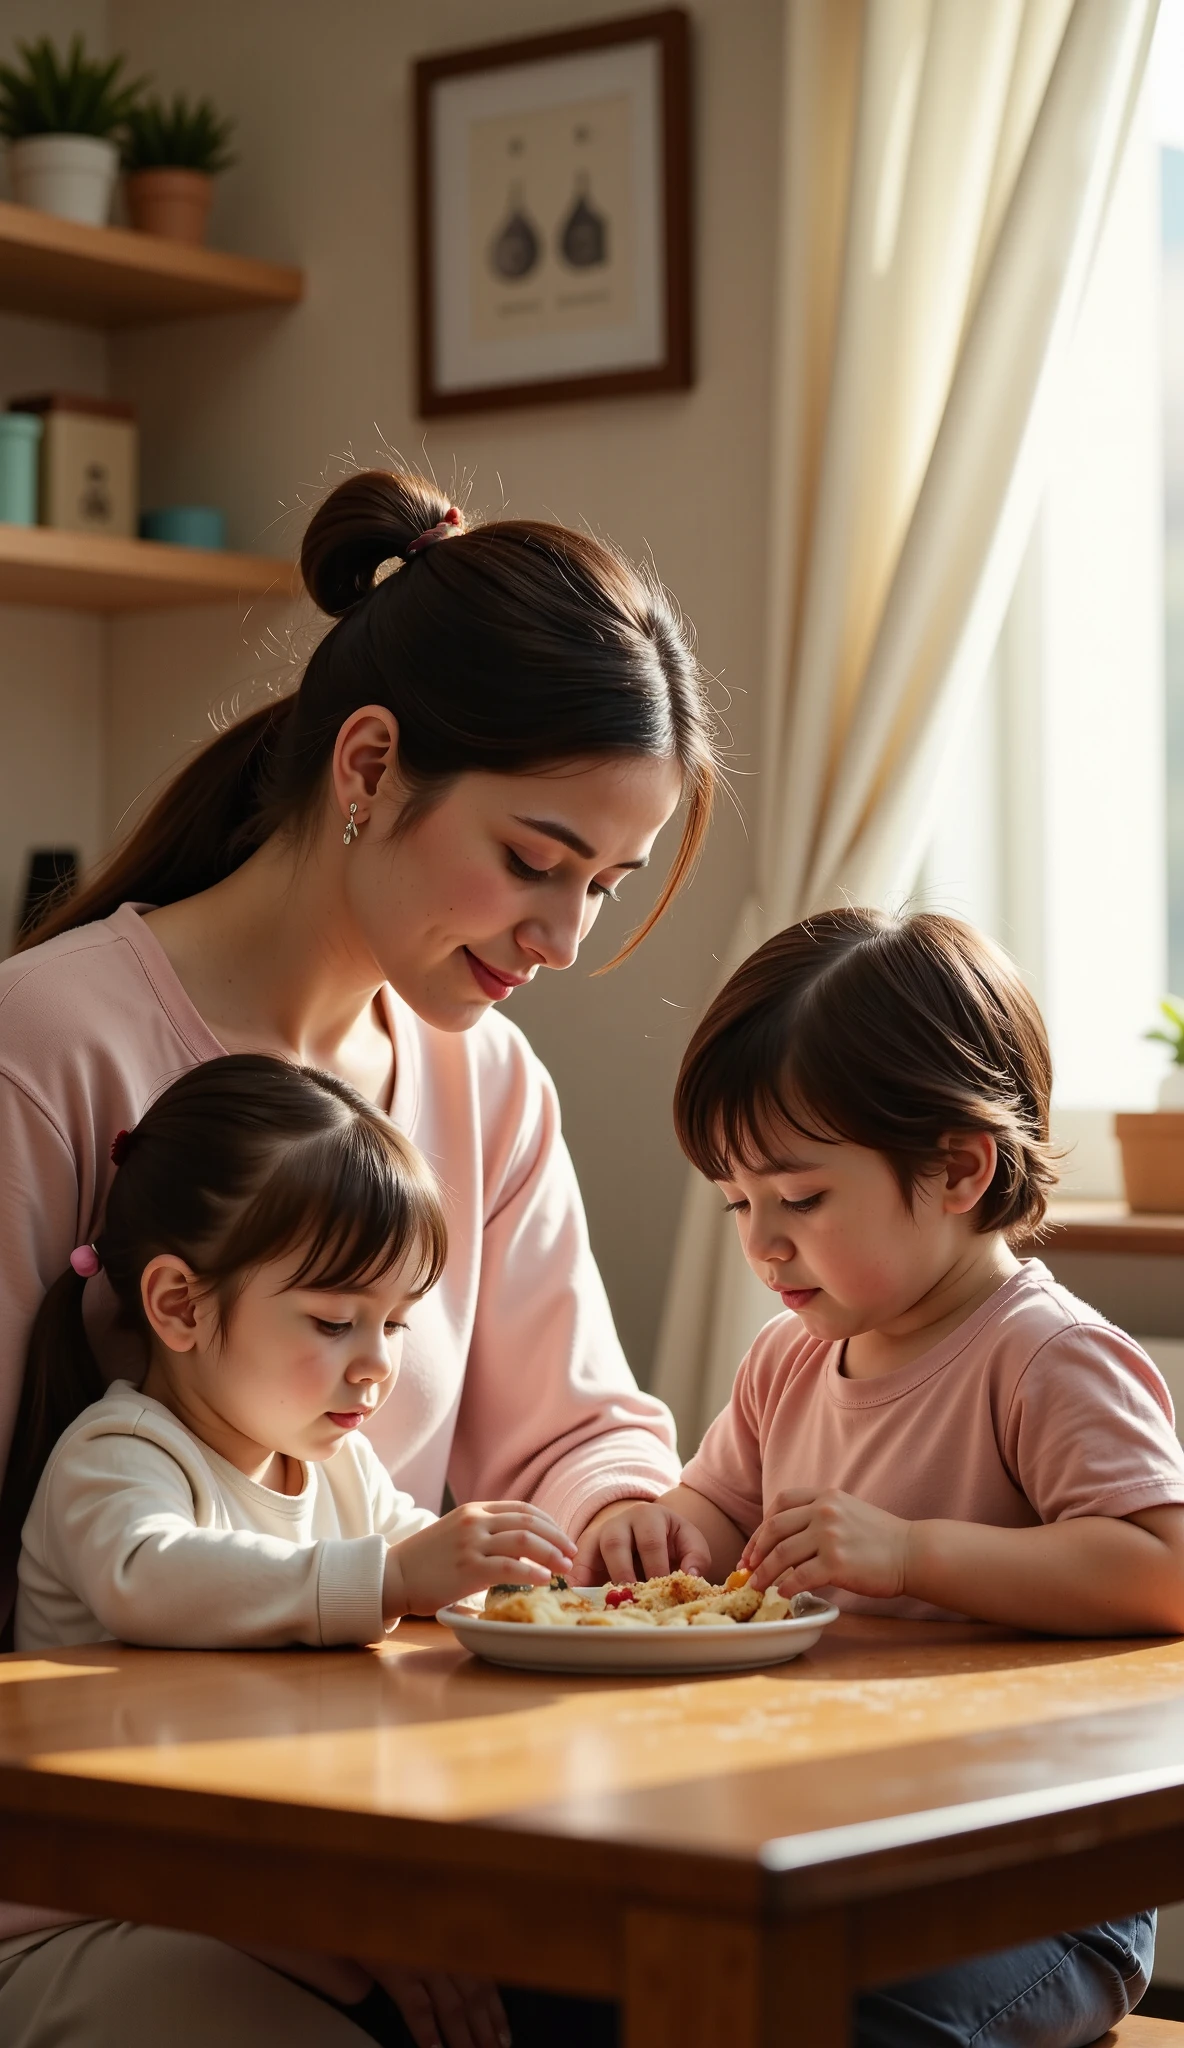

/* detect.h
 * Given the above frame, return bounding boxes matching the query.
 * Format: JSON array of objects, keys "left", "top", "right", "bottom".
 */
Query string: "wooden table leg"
[{"left": 622, "top": 1906, "right": 851, "bottom": 2048}]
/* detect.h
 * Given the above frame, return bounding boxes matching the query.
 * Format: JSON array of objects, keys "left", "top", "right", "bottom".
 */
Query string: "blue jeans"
[
  {"left": 855, "top": 1912, "right": 1156, "bottom": 2047},
  {"left": 339, "top": 1911, "right": 1155, "bottom": 2047}
]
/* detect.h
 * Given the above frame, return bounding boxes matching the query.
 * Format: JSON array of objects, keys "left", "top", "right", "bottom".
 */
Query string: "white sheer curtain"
[{"left": 653, "top": 0, "right": 1159, "bottom": 1449}]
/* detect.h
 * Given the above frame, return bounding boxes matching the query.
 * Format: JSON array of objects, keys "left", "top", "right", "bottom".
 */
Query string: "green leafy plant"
[
  {"left": 0, "top": 36, "right": 148, "bottom": 140},
  {"left": 122, "top": 94, "right": 235, "bottom": 175},
  {"left": 1145, "top": 997, "right": 1184, "bottom": 1067}
]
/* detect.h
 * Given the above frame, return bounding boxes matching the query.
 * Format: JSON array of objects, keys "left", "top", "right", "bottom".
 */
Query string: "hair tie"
[
  {"left": 110, "top": 1128, "right": 134, "bottom": 1166},
  {"left": 372, "top": 508, "right": 465, "bottom": 589},
  {"left": 403, "top": 506, "right": 464, "bottom": 559},
  {"left": 70, "top": 1244, "right": 101, "bottom": 1278}
]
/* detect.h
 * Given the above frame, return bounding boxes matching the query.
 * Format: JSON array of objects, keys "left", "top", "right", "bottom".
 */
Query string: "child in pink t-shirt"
[{"left": 586, "top": 906, "right": 1184, "bottom": 2047}]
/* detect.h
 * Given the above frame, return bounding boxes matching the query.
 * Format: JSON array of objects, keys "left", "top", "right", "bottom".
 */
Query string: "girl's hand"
[
  {"left": 384, "top": 1501, "right": 576, "bottom": 1619},
  {"left": 374, "top": 1967, "right": 510, "bottom": 2048},
  {"left": 572, "top": 1502, "right": 713, "bottom": 1586},
  {"left": 743, "top": 1490, "right": 912, "bottom": 1601}
]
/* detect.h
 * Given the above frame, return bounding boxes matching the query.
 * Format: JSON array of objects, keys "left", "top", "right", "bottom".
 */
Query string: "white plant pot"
[
  {"left": 1157, "top": 1066, "right": 1184, "bottom": 1109},
  {"left": 9, "top": 134, "right": 119, "bottom": 226}
]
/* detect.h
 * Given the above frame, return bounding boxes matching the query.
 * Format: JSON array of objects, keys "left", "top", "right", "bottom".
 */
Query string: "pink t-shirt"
[{"left": 681, "top": 1261, "right": 1184, "bottom": 1622}]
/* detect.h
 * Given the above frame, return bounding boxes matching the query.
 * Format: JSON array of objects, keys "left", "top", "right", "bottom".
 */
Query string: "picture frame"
[{"left": 414, "top": 10, "right": 691, "bottom": 417}]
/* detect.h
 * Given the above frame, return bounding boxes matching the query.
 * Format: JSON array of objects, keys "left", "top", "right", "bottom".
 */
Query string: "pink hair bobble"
[
  {"left": 110, "top": 1128, "right": 134, "bottom": 1166},
  {"left": 70, "top": 1244, "right": 101, "bottom": 1278}
]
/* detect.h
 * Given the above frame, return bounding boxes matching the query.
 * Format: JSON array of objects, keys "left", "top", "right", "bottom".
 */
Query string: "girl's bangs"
[{"left": 226, "top": 1126, "right": 446, "bottom": 1299}]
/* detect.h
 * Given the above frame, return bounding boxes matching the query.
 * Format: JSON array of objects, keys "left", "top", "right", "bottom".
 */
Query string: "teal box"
[
  {"left": 140, "top": 505, "right": 226, "bottom": 550},
  {"left": 0, "top": 412, "right": 42, "bottom": 525}
]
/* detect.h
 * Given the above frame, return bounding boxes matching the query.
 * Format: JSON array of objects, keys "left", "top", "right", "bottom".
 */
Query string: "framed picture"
[{"left": 414, "top": 10, "right": 691, "bottom": 416}]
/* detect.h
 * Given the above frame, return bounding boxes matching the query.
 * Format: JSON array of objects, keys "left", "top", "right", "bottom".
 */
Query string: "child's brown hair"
[
  {"left": 674, "top": 907, "right": 1056, "bottom": 1237},
  {"left": 0, "top": 1054, "right": 447, "bottom": 1598}
]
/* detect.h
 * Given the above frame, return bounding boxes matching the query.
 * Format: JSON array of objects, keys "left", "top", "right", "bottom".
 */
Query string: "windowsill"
[{"left": 1025, "top": 1199, "right": 1184, "bottom": 1256}]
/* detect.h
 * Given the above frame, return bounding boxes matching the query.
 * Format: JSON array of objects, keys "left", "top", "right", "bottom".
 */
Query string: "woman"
[{"left": 0, "top": 467, "right": 716, "bottom": 2048}]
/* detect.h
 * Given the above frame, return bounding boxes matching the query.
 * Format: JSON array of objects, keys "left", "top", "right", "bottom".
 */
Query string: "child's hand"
[
  {"left": 374, "top": 1966, "right": 510, "bottom": 2048},
  {"left": 384, "top": 1501, "right": 576, "bottom": 1619},
  {"left": 743, "top": 1489, "right": 911, "bottom": 1601},
  {"left": 571, "top": 1502, "right": 713, "bottom": 1586}
]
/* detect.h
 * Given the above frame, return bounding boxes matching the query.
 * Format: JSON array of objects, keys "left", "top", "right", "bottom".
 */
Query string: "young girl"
[
  {"left": 5, "top": 1053, "right": 579, "bottom": 2048},
  {"left": 584, "top": 907, "right": 1184, "bottom": 2048}
]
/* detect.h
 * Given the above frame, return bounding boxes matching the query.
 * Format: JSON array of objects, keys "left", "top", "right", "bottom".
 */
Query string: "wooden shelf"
[
  {"left": 0, "top": 523, "right": 295, "bottom": 611},
  {"left": 1028, "top": 1199, "right": 1184, "bottom": 1258},
  {"left": 0, "top": 199, "right": 303, "bottom": 327}
]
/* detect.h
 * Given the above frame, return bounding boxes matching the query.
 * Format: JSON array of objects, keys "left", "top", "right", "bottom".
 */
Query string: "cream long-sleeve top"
[
  {"left": 16, "top": 1382, "right": 437, "bottom": 1654},
  {"left": 0, "top": 905, "right": 679, "bottom": 1577},
  {"left": 10, "top": 1383, "right": 438, "bottom": 1946}
]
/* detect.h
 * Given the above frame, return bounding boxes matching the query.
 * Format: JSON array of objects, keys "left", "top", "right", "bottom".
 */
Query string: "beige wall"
[
  {"left": 0, "top": 0, "right": 111, "bottom": 951},
  {"left": 0, "top": 606, "right": 106, "bottom": 945},
  {"left": 6, "top": 0, "right": 785, "bottom": 1378},
  {"left": 0, "top": 311, "right": 111, "bottom": 942}
]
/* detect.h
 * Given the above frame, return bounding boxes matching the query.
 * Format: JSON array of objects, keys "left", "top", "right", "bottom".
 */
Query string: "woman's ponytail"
[
  {"left": 19, "top": 699, "right": 295, "bottom": 951},
  {"left": 19, "top": 461, "right": 716, "bottom": 962},
  {"left": 0, "top": 1270, "right": 106, "bottom": 1623},
  {"left": 300, "top": 468, "right": 451, "bottom": 616}
]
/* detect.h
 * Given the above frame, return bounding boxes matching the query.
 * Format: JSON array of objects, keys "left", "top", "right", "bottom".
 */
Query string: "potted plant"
[
  {"left": 0, "top": 35, "right": 147, "bottom": 226},
  {"left": 1114, "top": 999, "right": 1184, "bottom": 1212},
  {"left": 1146, "top": 997, "right": 1184, "bottom": 1106},
  {"left": 122, "top": 94, "right": 235, "bottom": 245}
]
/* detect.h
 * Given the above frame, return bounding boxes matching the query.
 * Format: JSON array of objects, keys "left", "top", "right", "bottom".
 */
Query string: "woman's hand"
[
  {"left": 384, "top": 1501, "right": 575, "bottom": 1620},
  {"left": 374, "top": 1967, "right": 510, "bottom": 2048},
  {"left": 572, "top": 1501, "right": 713, "bottom": 1585},
  {"left": 743, "top": 1490, "right": 911, "bottom": 1600}
]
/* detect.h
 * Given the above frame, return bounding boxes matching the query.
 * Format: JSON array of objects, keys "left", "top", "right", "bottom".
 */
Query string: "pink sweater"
[
  {"left": 682, "top": 1262, "right": 1184, "bottom": 1621},
  {"left": 0, "top": 905, "right": 678, "bottom": 1594},
  {"left": 0, "top": 905, "right": 678, "bottom": 1941}
]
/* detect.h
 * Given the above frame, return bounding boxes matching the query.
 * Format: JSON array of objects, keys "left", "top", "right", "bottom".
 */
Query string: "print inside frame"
[{"left": 414, "top": 9, "right": 691, "bottom": 416}]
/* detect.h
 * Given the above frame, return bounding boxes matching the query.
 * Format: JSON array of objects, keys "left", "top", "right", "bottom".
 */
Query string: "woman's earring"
[{"left": 343, "top": 802, "right": 360, "bottom": 847}]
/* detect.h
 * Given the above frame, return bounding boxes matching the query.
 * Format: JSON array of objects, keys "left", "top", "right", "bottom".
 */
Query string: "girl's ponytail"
[{"left": 0, "top": 1270, "right": 105, "bottom": 1629}]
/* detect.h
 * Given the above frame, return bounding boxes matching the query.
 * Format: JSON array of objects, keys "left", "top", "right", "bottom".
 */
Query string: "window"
[{"left": 919, "top": 3, "right": 1184, "bottom": 1196}]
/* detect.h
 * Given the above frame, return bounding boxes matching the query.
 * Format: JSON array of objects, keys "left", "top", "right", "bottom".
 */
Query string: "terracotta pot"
[
  {"left": 1160, "top": 1065, "right": 1184, "bottom": 1108},
  {"left": 126, "top": 168, "right": 214, "bottom": 244},
  {"left": 1115, "top": 1111, "right": 1184, "bottom": 1212}
]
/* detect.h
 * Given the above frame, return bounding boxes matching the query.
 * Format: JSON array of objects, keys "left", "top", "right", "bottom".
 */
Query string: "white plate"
[{"left": 436, "top": 1588, "right": 840, "bottom": 1675}]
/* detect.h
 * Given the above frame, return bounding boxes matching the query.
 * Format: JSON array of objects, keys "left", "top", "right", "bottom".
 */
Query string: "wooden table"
[{"left": 4, "top": 1618, "right": 1184, "bottom": 2046}]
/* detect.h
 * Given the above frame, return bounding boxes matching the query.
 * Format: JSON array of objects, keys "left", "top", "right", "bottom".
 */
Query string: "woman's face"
[{"left": 346, "top": 755, "right": 684, "bottom": 1030}]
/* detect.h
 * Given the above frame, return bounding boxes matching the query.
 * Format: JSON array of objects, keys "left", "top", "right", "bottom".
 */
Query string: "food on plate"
[{"left": 480, "top": 1570, "right": 794, "bottom": 1629}]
